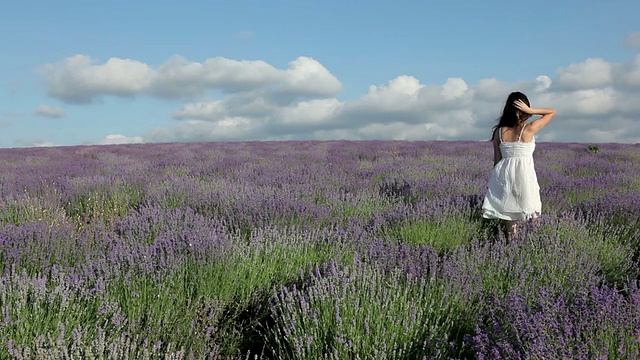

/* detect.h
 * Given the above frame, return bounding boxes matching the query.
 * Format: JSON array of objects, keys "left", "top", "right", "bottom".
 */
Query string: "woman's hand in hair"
[{"left": 513, "top": 99, "right": 535, "bottom": 114}]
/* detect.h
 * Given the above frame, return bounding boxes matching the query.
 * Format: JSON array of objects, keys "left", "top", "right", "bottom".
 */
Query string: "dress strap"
[
  {"left": 498, "top": 127, "right": 503, "bottom": 142},
  {"left": 517, "top": 124, "right": 527, "bottom": 142}
]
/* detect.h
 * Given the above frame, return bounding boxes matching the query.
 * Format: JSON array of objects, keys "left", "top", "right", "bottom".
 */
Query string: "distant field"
[{"left": 1, "top": 140, "right": 639, "bottom": 359}]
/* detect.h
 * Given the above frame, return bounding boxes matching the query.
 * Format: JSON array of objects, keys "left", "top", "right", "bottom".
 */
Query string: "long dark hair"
[{"left": 491, "top": 91, "right": 530, "bottom": 140}]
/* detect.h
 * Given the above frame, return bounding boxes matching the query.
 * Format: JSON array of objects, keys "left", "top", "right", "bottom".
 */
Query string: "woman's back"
[
  {"left": 499, "top": 125, "right": 534, "bottom": 144},
  {"left": 482, "top": 92, "right": 556, "bottom": 238},
  {"left": 498, "top": 125, "right": 535, "bottom": 158}
]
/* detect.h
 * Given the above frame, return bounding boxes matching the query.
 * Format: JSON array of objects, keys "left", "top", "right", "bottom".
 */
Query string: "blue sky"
[{"left": 1, "top": 0, "right": 639, "bottom": 148}]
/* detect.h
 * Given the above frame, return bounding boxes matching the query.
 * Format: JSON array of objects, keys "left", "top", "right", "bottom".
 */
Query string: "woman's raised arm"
[{"left": 514, "top": 99, "right": 556, "bottom": 135}]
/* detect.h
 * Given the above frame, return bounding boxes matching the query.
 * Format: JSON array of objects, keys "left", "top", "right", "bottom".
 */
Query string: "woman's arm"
[
  {"left": 493, "top": 129, "right": 502, "bottom": 166},
  {"left": 514, "top": 99, "right": 556, "bottom": 135}
]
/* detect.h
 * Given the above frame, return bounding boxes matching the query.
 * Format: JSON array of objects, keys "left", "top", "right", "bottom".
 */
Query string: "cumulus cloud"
[
  {"left": 41, "top": 54, "right": 341, "bottom": 103},
  {"left": 344, "top": 75, "right": 424, "bottom": 118},
  {"left": 333, "top": 77, "right": 475, "bottom": 131},
  {"left": 280, "top": 57, "right": 343, "bottom": 97},
  {"left": 624, "top": 32, "right": 640, "bottom": 48},
  {"left": 534, "top": 75, "right": 552, "bottom": 93},
  {"left": 278, "top": 98, "right": 342, "bottom": 126},
  {"left": 587, "top": 128, "right": 626, "bottom": 143},
  {"left": 555, "top": 58, "right": 613, "bottom": 90},
  {"left": 142, "top": 75, "right": 481, "bottom": 143},
  {"left": 614, "top": 54, "right": 640, "bottom": 88},
  {"left": 475, "top": 78, "right": 516, "bottom": 101},
  {"left": 35, "top": 104, "right": 65, "bottom": 118},
  {"left": 150, "top": 55, "right": 281, "bottom": 98},
  {"left": 535, "top": 88, "right": 616, "bottom": 117},
  {"left": 147, "top": 51, "right": 640, "bottom": 144},
  {"left": 41, "top": 55, "right": 152, "bottom": 103},
  {"left": 33, "top": 141, "right": 58, "bottom": 147},
  {"left": 365, "top": 75, "right": 424, "bottom": 101},
  {"left": 441, "top": 77, "right": 469, "bottom": 100},
  {"left": 94, "top": 134, "right": 144, "bottom": 145},
  {"left": 356, "top": 122, "right": 431, "bottom": 140},
  {"left": 15, "top": 138, "right": 60, "bottom": 148},
  {"left": 173, "top": 100, "right": 228, "bottom": 121},
  {"left": 40, "top": 50, "right": 640, "bottom": 144},
  {"left": 147, "top": 118, "right": 264, "bottom": 142}
]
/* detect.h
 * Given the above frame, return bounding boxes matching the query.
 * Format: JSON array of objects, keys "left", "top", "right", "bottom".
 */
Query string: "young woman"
[{"left": 481, "top": 91, "right": 556, "bottom": 239}]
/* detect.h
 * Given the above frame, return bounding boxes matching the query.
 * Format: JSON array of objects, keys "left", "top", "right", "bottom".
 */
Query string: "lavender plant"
[
  {"left": 469, "top": 283, "right": 640, "bottom": 359},
  {"left": 268, "top": 259, "right": 466, "bottom": 359},
  {"left": 0, "top": 140, "right": 638, "bottom": 358}
]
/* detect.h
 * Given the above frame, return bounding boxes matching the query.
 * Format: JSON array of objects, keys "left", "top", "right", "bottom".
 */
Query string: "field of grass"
[{"left": 1, "top": 140, "right": 639, "bottom": 359}]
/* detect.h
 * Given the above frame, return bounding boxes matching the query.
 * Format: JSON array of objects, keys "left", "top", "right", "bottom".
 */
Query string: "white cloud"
[
  {"left": 624, "top": 32, "right": 640, "bottom": 48},
  {"left": 555, "top": 58, "right": 613, "bottom": 89},
  {"left": 441, "top": 77, "right": 469, "bottom": 100},
  {"left": 534, "top": 75, "right": 552, "bottom": 93},
  {"left": 348, "top": 75, "right": 424, "bottom": 115},
  {"left": 41, "top": 55, "right": 152, "bottom": 103},
  {"left": 150, "top": 55, "right": 281, "bottom": 98},
  {"left": 41, "top": 51, "right": 640, "bottom": 144},
  {"left": 41, "top": 55, "right": 341, "bottom": 103},
  {"left": 614, "top": 54, "right": 640, "bottom": 88},
  {"left": 475, "top": 78, "right": 516, "bottom": 101},
  {"left": 614, "top": 88, "right": 640, "bottom": 113},
  {"left": 161, "top": 97, "right": 342, "bottom": 140},
  {"left": 145, "top": 75, "right": 482, "bottom": 143},
  {"left": 280, "top": 57, "right": 343, "bottom": 97},
  {"left": 278, "top": 98, "right": 342, "bottom": 126},
  {"left": 95, "top": 134, "right": 144, "bottom": 145},
  {"left": 35, "top": 104, "right": 65, "bottom": 118},
  {"left": 587, "top": 128, "right": 626, "bottom": 143},
  {"left": 147, "top": 117, "right": 263, "bottom": 142},
  {"left": 144, "top": 50, "right": 640, "bottom": 144},
  {"left": 535, "top": 88, "right": 615, "bottom": 116},
  {"left": 357, "top": 122, "right": 430, "bottom": 140},
  {"left": 366, "top": 75, "right": 423, "bottom": 99},
  {"left": 15, "top": 138, "right": 60, "bottom": 148},
  {"left": 312, "top": 128, "right": 359, "bottom": 140},
  {"left": 173, "top": 100, "right": 227, "bottom": 121},
  {"left": 33, "top": 141, "right": 58, "bottom": 147}
]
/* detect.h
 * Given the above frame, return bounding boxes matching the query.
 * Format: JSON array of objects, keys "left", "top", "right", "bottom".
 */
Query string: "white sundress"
[{"left": 482, "top": 125, "right": 541, "bottom": 221}]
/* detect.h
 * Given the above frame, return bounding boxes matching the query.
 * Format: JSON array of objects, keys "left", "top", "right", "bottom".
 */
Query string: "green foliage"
[
  {"left": 461, "top": 217, "right": 636, "bottom": 303},
  {"left": 0, "top": 269, "right": 103, "bottom": 357},
  {"left": 0, "top": 194, "right": 67, "bottom": 227},
  {"left": 331, "top": 194, "right": 392, "bottom": 223},
  {"left": 64, "top": 185, "right": 143, "bottom": 229},
  {"left": 105, "top": 234, "right": 351, "bottom": 357},
  {"left": 388, "top": 217, "right": 479, "bottom": 254},
  {"left": 269, "top": 262, "right": 467, "bottom": 359}
]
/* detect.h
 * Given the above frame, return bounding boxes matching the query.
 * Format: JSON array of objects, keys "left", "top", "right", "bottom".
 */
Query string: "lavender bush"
[
  {"left": 0, "top": 140, "right": 639, "bottom": 359},
  {"left": 469, "top": 284, "right": 640, "bottom": 359},
  {"left": 268, "top": 258, "right": 465, "bottom": 359}
]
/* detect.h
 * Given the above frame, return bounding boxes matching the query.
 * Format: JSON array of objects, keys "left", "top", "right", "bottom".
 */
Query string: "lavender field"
[{"left": 1, "top": 140, "right": 640, "bottom": 359}]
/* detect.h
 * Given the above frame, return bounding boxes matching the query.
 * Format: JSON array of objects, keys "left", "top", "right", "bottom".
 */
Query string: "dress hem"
[{"left": 482, "top": 208, "right": 540, "bottom": 221}]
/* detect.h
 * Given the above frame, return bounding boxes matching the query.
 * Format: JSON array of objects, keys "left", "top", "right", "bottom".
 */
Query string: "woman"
[{"left": 482, "top": 91, "right": 556, "bottom": 239}]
